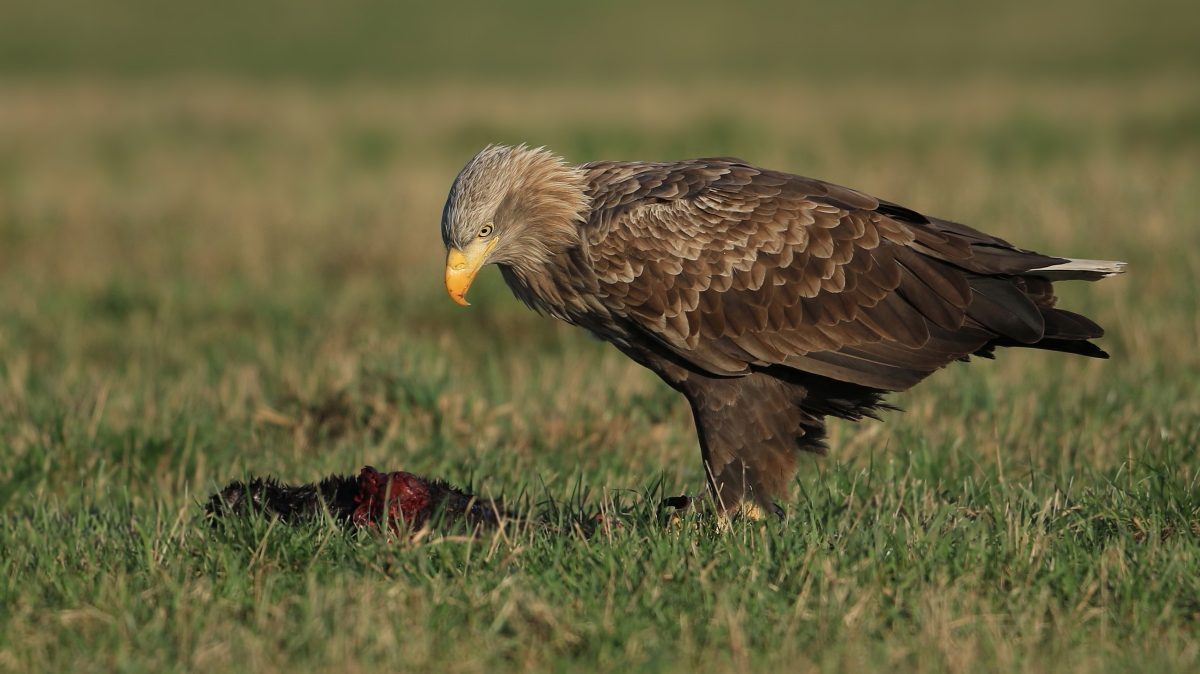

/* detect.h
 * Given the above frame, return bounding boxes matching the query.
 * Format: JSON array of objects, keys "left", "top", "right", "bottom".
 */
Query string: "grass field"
[
  {"left": 1, "top": 79, "right": 1197, "bottom": 673},
  {"left": 1, "top": 3, "right": 1199, "bottom": 670}
]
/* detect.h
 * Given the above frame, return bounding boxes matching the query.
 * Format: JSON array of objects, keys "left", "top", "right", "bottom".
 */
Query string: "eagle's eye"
[{"left": 478, "top": 223, "right": 494, "bottom": 238}]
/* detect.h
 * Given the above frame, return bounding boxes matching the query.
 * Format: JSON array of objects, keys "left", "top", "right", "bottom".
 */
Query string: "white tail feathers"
[{"left": 1023, "top": 258, "right": 1127, "bottom": 282}]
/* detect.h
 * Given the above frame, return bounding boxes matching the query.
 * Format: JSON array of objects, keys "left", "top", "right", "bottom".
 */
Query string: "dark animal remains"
[{"left": 205, "top": 466, "right": 504, "bottom": 534}]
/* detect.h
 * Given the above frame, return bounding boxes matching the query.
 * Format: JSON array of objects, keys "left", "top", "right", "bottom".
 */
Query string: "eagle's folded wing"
[{"left": 583, "top": 158, "right": 1104, "bottom": 391}]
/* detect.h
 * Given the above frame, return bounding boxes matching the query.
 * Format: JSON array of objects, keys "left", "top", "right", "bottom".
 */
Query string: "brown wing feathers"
[{"left": 583, "top": 158, "right": 1107, "bottom": 392}]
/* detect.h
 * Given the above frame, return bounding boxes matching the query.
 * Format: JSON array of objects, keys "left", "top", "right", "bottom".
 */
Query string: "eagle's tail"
[
  {"left": 1021, "top": 258, "right": 1127, "bottom": 282},
  {"left": 970, "top": 259, "right": 1124, "bottom": 361}
]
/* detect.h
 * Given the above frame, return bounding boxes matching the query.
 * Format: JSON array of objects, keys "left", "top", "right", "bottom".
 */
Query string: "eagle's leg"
[
  {"left": 627, "top": 348, "right": 854, "bottom": 522},
  {"left": 679, "top": 372, "right": 824, "bottom": 518},
  {"left": 706, "top": 459, "right": 786, "bottom": 520}
]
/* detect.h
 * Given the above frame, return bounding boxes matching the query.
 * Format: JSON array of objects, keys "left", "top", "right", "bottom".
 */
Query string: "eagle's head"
[{"left": 440, "top": 145, "right": 589, "bottom": 305}]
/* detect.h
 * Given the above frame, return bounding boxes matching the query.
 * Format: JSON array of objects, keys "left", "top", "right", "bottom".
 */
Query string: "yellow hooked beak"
[{"left": 444, "top": 238, "right": 498, "bottom": 306}]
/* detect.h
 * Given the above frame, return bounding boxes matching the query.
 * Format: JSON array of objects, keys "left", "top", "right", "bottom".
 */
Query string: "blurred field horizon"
[
  {"left": 2, "top": 0, "right": 1199, "bottom": 84},
  {"left": 2, "top": 2, "right": 1199, "bottom": 673}
]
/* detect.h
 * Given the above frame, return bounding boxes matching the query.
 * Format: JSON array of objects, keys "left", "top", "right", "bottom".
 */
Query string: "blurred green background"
[
  {"left": 1, "top": 2, "right": 1199, "bottom": 673},
  {"left": 2, "top": 0, "right": 1198, "bottom": 83}
]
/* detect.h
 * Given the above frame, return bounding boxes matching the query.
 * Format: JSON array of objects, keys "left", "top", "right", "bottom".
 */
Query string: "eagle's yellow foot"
[
  {"left": 659, "top": 496, "right": 782, "bottom": 532},
  {"left": 738, "top": 501, "right": 767, "bottom": 521},
  {"left": 712, "top": 502, "right": 771, "bottom": 531}
]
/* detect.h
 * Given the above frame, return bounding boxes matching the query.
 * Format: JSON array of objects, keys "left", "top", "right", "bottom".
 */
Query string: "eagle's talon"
[{"left": 659, "top": 495, "right": 696, "bottom": 511}]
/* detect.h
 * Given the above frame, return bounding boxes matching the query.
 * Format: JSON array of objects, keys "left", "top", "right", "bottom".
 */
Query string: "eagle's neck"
[
  {"left": 490, "top": 150, "right": 601, "bottom": 321},
  {"left": 498, "top": 252, "right": 594, "bottom": 324}
]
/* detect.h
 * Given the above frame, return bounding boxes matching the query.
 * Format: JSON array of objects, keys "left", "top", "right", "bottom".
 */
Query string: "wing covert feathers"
[{"left": 579, "top": 158, "right": 1117, "bottom": 392}]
